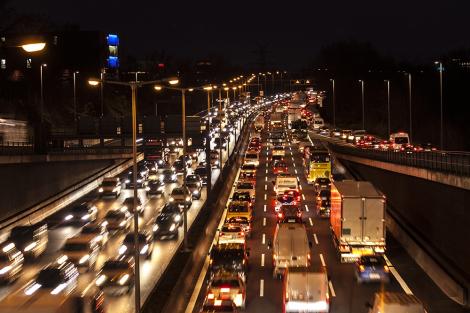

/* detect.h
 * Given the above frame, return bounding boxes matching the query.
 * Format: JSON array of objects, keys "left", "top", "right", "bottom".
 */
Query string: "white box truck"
[
  {"left": 274, "top": 175, "right": 299, "bottom": 195},
  {"left": 284, "top": 268, "right": 329, "bottom": 313},
  {"left": 254, "top": 115, "right": 265, "bottom": 132},
  {"left": 270, "top": 223, "right": 311, "bottom": 277},
  {"left": 330, "top": 181, "right": 386, "bottom": 263},
  {"left": 368, "top": 292, "right": 427, "bottom": 313}
]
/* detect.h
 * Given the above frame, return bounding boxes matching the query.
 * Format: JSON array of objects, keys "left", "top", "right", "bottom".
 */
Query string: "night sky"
[{"left": 7, "top": 0, "right": 470, "bottom": 69}]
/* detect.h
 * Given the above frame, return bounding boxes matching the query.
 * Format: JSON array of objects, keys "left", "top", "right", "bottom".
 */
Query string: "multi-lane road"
[{"left": 188, "top": 113, "right": 467, "bottom": 313}]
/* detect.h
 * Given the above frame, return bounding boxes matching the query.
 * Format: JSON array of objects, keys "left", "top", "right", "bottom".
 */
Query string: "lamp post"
[
  {"left": 384, "top": 80, "right": 391, "bottom": 136},
  {"left": 40, "top": 64, "right": 47, "bottom": 123},
  {"left": 204, "top": 86, "right": 213, "bottom": 194},
  {"left": 330, "top": 78, "right": 335, "bottom": 128},
  {"left": 435, "top": 61, "right": 444, "bottom": 150},
  {"left": 88, "top": 77, "right": 177, "bottom": 313},
  {"left": 73, "top": 71, "right": 79, "bottom": 121},
  {"left": 359, "top": 79, "right": 365, "bottom": 130},
  {"left": 100, "top": 70, "right": 105, "bottom": 117},
  {"left": 405, "top": 73, "right": 412, "bottom": 142}
]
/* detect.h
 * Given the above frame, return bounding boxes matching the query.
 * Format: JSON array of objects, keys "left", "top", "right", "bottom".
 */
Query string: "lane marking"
[
  {"left": 265, "top": 176, "right": 268, "bottom": 181},
  {"left": 309, "top": 218, "right": 314, "bottom": 226},
  {"left": 328, "top": 281, "right": 336, "bottom": 297},
  {"left": 260, "top": 279, "right": 264, "bottom": 297},
  {"left": 294, "top": 169, "right": 298, "bottom": 174},
  {"left": 262, "top": 233, "right": 266, "bottom": 244},
  {"left": 320, "top": 253, "right": 326, "bottom": 267},
  {"left": 265, "top": 185, "right": 267, "bottom": 190},
  {"left": 291, "top": 157, "right": 295, "bottom": 162},
  {"left": 304, "top": 204, "right": 309, "bottom": 212},
  {"left": 297, "top": 177, "right": 300, "bottom": 182},
  {"left": 313, "top": 233, "right": 319, "bottom": 244},
  {"left": 263, "top": 217, "right": 266, "bottom": 226},
  {"left": 302, "top": 194, "right": 305, "bottom": 200},
  {"left": 383, "top": 255, "right": 413, "bottom": 294},
  {"left": 261, "top": 253, "right": 265, "bottom": 267},
  {"left": 264, "top": 194, "right": 267, "bottom": 200},
  {"left": 299, "top": 184, "right": 303, "bottom": 190},
  {"left": 263, "top": 204, "right": 267, "bottom": 212},
  {"left": 266, "top": 157, "right": 269, "bottom": 162},
  {"left": 265, "top": 169, "right": 268, "bottom": 174}
]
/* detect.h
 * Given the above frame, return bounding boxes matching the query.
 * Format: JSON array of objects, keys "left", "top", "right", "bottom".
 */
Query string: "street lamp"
[
  {"left": 404, "top": 73, "right": 412, "bottom": 142},
  {"left": 435, "top": 61, "right": 444, "bottom": 150},
  {"left": 358, "top": 80, "right": 365, "bottom": 130},
  {"left": 73, "top": 71, "right": 79, "bottom": 121},
  {"left": 88, "top": 76, "right": 177, "bottom": 313},
  {"left": 21, "top": 42, "right": 46, "bottom": 52},
  {"left": 384, "top": 80, "right": 391, "bottom": 137},
  {"left": 329, "top": 79, "right": 335, "bottom": 128},
  {"left": 40, "top": 64, "right": 47, "bottom": 123}
]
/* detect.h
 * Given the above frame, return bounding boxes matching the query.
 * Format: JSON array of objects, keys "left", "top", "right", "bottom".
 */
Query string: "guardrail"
[{"left": 329, "top": 143, "right": 470, "bottom": 176}]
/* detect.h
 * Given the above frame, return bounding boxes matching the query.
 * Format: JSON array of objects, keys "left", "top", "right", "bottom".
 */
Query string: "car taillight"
[
  {"left": 359, "top": 265, "right": 365, "bottom": 272},
  {"left": 278, "top": 213, "right": 283, "bottom": 218},
  {"left": 207, "top": 293, "right": 215, "bottom": 299},
  {"left": 219, "top": 232, "right": 224, "bottom": 236},
  {"left": 220, "top": 287, "right": 231, "bottom": 293},
  {"left": 384, "top": 265, "right": 390, "bottom": 272}
]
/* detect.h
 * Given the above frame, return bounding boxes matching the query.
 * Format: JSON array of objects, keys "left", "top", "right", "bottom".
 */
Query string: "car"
[
  {"left": 423, "top": 143, "right": 438, "bottom": 152},
  {"left": 238, "top": 171, "right": 256, "bottom": 182},
  {"left": 173, "top": 160, "right": 186, "bottom": 174},
  {"left": 240, "top": 164, "right": 257, "bottom": 175},
  {"left": 274, "top": 193, "right": 298, "bottom": 212},
  {"left": 169, "top": 187, "right": 192, "bottom": 207},
  {"left": 225, "top": 216, "right": 251, "bottom": 238},
  {"left": 118, "top": 232, "right": 154, "bottom": 259},
  {"left": 0, "top": 242, "right": 24, "bottom": 284},
  {"left": 218, "top": 224, "right": 245, "bottom": 244},
  {"left": 121, "top": 196, "right": 145, "bottom": 215},
  {"left": 102, "top": 210, "right": 132, "bottom": 231},
  {"left": 63, "top": 202, "right": 98, "bottom": 224},
  {"left": 205, "top": 271, "right": 246, "bottom": 308},
  {"left": 161, "top": 168, "right": 178, "bottom": 183},
  {"left": 98, "top": 177, "right": 122, "bottom": 198},
  {"left": 7, "top": 223, "right": 48, "bottom": 259},
  {"left": 244, "top": 151, "right": 259, "bottom": 167},
  {"left": 231, "top": 191, "right": 253, "bottom": 206},
  {"left": 226, "top": 201, "right": 252, "bottom": 222},
  {"left": 210, "top": 152, "right": 221, "bottom": 168},
  {"left": 194, "top": 166, "right": 208, "bottom": 185},
  {"left": 146, "top": 179, "right": 165, "bottom": 197},
  {"left": 283, "top": 189, "right": 301, "bottom": 203},
  {"left": 23, "top": 255, "right": 79, "bottom": 296},
  {"left": 314, "top": 177, "right": 331, "bottom": 192},
  {"left": 234, "top": 181, "right": 255, "bottom": 199},
  {"left": 137, "top": 162, "right": 150, "bottom": 178},
  {"left": 185, "top": 174, "right": 203, "bottom": 199},
  {"left": 316, "top": 189, "right": 331, "bottom": 217},
  {"left": 273, "top": 161, "right": 288, "bottom": 175},
  {"left": 271, "top": 154, "right": 284, "bottom": 165},
  {"left": 147, "top": 169, "right": 160, "bottom": 181},
  {"left": 355, "top": 255, "right": 390, "bottom": 283},
  {"left": 178, "top": 154, "right": 193, "bottom": 167},
  {"left": 95, "top": 257, "right": 135, "bottom": 295},
  {"left": 60, "top": 237, "right": 100, "bottom": 271},
  {"left": 209, "top": 243, "right": 249, "bottom": 276},
  {"left": 124, "top": 170, "right": 147, "bottom": 189},
  {"left": 277, "top": 204, "right": 302, "bottom": 223},
  {"left": 214, "top": 137, "right": 228, "bottom": 150},
  {"left": 79, "top": 223, "right": 109, "bottom": 248},
  {"left": 153, "top": 203, "right": 182, "bottom": 240}
]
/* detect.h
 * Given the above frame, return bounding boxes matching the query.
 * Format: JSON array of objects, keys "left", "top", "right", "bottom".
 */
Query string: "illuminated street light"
[
  {"left": 154, "top": 85, "right": 163, "bottom": 91},
  {"left": 168, "top": 79, "right": 179, "bottom": 85},
  {"left": 21, "top": 42, "right": 46, "bottom": 52},
  {"left": 88, "top": 79, "right": 100, "bottom": 86}
]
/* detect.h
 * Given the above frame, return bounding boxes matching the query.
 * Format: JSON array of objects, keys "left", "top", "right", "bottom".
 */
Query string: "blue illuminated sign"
[
  {"left": 107, "top": 34, "right": 119, "bottom": 46},
  {"left": 107, "top": 56, "right": 119, "bottom": 69}
]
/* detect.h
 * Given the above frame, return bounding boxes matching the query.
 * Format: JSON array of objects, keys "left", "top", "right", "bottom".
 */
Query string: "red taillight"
[
  {"left": 278, "top": 213, "right": 283, "bottom": 218},
  {"left": 219, "top": 232, "right": 224, "bottom": 236},
  {"left": 207, "top": 293, "right": 215, "bottom": 299}
]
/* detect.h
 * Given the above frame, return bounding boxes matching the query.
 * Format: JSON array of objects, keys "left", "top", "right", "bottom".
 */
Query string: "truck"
[
  {"left": 274, "top": 175, "right": 299, "bottom": 195},
  {"left": 283, "top": 268, "right": 329, "bottom": 313},
  {"left": 254, "top": 114, "right": 265, "bottom": 132},
  {"left": 270, "top": 112, "right": 283, "bottom": 129},
  {"left": 367, "top": 292, "right": 426, "bottom": 313},
  {"left": 270, "top": 223, "right": 311, "bottom": 277},
  {"left": 304, "top": 148, "right": 331, "bottom": 184},
  {"left": 330, "top": 181, "right": 386, "bottom": 263}
]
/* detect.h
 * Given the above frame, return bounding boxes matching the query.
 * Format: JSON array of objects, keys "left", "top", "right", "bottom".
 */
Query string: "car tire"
[{"left": 146, "top": 251, "right": 152, "bottom": 260}]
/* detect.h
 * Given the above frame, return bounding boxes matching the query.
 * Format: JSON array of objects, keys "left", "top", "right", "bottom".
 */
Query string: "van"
[
  {"left": 274, "top": 175, "right": 299, "bottom": 195},
  {"left": 284, "top": 268, "right": 329, "bottom": 313},
  {"left": 244, "top": 151, "right": 260, "bottom": 167},
  {"left": 8, "top": 223, "right": 48, "bottom": 259},
  {"left": 390, "top": 132, "right": 410, "bottom": 150},
  {"left": 270, "top": 223, "right": 311, "bottom": 277}
]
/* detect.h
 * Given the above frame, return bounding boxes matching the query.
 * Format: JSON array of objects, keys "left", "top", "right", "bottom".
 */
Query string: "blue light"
[
  {"left": 107, "top": 56, "right": 119, "bottom": 68},
  {"left": 107, "top": 34, "right": 119, "bottom": 46}
]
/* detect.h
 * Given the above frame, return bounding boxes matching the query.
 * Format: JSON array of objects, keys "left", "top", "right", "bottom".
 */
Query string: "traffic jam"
[{"left": 193, "top": 93, "right": 427, "bottom": 313}]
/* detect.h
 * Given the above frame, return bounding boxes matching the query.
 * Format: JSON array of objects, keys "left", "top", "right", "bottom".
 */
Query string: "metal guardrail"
[{"left": 330, "top": 143, "right": 470, "bottom": 176}]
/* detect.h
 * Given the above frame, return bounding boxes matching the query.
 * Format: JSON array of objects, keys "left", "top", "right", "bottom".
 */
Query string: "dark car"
[
  {"left": 316, "top": 189, "right": 331, "bottom": 217},
  {"left": 231, "top": 191, "right": 253, "bottom": 206},
  {"left": 118, "top": 232, "right": 154, "bottom": 259},
  {"left": 185, "top": 174, "right": 203, "bottom": 199},
  {"left": 314, "top": 177, "right": 331, "bottom": 192},
  {"left": 178, "top": 154, "right": 193, "bottom": 166},
  {"left": 161, "top": 169, "right": 177, "bottom": 183},
  {"left": 214, "top": 137, "right": 227, "bottom": 150},
  {"left": 209, "top": 243, "right": 249, "bottom": 275},
  {"left": 277, "top": 204, "right": 302, "bottom": 223},
  {"left": 95, "top": 257, "right": 135, "bottom": 294},
  {"left": 173, "top": 160, "right": 186, "bottom": 174},
  {"left": 146, "top": 179, "right": 165, "bottom": 197},
  {"left": 137, "top": 162, "right": 150, "bottom": 178},
  {"left": 153, "top": 203, "right": 182, "bottom": 240},
  {"left": 121, "top": 196, "right": 144, "bottom": 215},
  {"left": 124, "top": 170, "right": 146, "bottom": 189},
  {"left": 194, "top": 167, "right": 208, "bottom": 185},
  {"left": 355, "top": 255, "right": 390, "bottom": 283},
  {"left": 8, "top": 223, "right": 48, "bottom": 258},
  {"left": 63, "top": 202, "right": 98, "bottom": 224}
]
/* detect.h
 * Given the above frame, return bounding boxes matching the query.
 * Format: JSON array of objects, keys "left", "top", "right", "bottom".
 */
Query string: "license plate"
[{"left": 369, "top": 273, "right": 380, "bottom": 279}]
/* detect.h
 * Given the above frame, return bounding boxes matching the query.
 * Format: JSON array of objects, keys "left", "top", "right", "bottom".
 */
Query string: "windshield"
[
  {"left": 162, "top": 204, "right": 179, "bottom": 214},
  {"left": 10, "top": 227, "right": 33, "bottom": 238},
  {"left": 310, "top": 152, "right": 330, "bottom": 162},
  {"left": 195, "top": 168, "right": 206, "bottom": 176},
  {"left": 124, "top": 234, "right": 147, "bottom": 243},
  {"left": 245, "top": 154, "right": 258, "bottom": 159},
  {"left": 237, "top": 183, "right": 253, "bottom": 189},
  {"left": 102, "top": 261, "right": 130, "bottom": 271},
  {"left": 62, "top": 242, "right": 88, "bottom": 251},
  {"left": 36, "top": 269, "right": 62, "bottom": 288},
  {"left": 233, "top": 193, "right": 250, "bottom": 201},
  {"left": 221, "top": 225, "right": 242, "bottom": 232},
  {"left": 228, "top": 205, "right": 248, "bottom": 212},
  {"left": 81, "top": 226, "right": 100, "bottom": 234},
  {"left": 211, "top": 279, "right": 240, "bottom": 288},
  {"left": 102, "top": 181, "right": 117, "bottom": 186},
  {"left": 212, "top": 249, "right": 243, "bottom": 260},
  {"left": 172, "top": 189, "right": 184, "bottom": 195},
  {"left": 394, "top": 137, "right": 409, "bottom": 144},
  {"left": 106, "top": 211, "right": 124, "bottom": 219}
]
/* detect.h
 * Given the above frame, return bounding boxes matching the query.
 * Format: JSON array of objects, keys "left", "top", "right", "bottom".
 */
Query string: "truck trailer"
[
  {"left": 368, "top": 292, "right": 426, "bottom": 313},
  {"left": 330, "top": 181, "right": 386, "bottom": 263}
]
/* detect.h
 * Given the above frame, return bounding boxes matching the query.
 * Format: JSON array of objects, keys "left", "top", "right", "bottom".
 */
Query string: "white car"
[
  {"left": 218, "top": 224, "right": 245, "bottom": 244},
  {"left": 169, "top": 187, "right": 192, "bottom": 207}
]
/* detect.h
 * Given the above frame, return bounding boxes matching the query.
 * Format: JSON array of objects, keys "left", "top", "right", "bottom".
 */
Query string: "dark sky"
[{"left": 8, "top": 0, "right": 470, "bottom": 69}]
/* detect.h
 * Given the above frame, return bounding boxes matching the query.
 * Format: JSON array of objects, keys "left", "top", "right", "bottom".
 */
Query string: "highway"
[
  {"left": 0, "top": 121, "right": 241, "bottom": 313},
  {"left": 188, "top": 110, "right": 467, "bottom": 313}
]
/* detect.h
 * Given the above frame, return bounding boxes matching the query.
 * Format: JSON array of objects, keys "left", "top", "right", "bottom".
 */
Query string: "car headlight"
[
  {"left": 157, "top": 160, "right": 163, "bottom": 165},
  {"left": 192, "top": 190, "right": 199, "bottom": 195},
  {"left": 186, "top": 196, "right": 191, "bottom": 202},
  {"left": 171, "top": 174, "right": 177, "bottom": 180},
  {"left": 119, "top": 220, "right": 127, "bottom": 227},
  {"left": 98, "top": 187, "right": 104, "bottom": 193},
  {"left": 159, "top": 175, "right": 165, "bottom": 181},
  {"left": 174, "top": 215, "right": 181, "bottom": 222},
  {"left": 119, "top": 274, "right": 130, "bottom": 285},
  {"left": 0, "top": 265, "right": 12, "bottom": 275},
  {"left": 169, "top": 197, "right": 174, "bottom": 202},
  {"left": 169, "top": 224, "right": 176, "bottom": 232},
  {"left": 140, "top": 244, "right": 149, "bottom": 255},
  {"left": 64, "top": 214, "right": 73, "bottom": 221},
  {"left": 153, "top": 224, "right": 159, "bottom": 232},
  {"left": 24, "top": 241, "right": 37, "bottom": 252},
  {"left": 81, "top": 214, "right": 90, "bottom": 221},
  {"left": 95, "top": 274, "right": 107, "bottom": 286},
  {"left": 118, "top": 245, "right": 127, "bottom": 255},
  {"left": 137, "top": 179, "right": 142, "bottom": 183},
  {"left": 125, "top": 179, "right": 130, "bottom": 184},
  {"left": 79, "top": 254, "right": 90, "bottom": 264}
]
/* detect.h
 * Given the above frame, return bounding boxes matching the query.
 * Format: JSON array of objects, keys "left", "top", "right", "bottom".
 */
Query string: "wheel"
[{"left": 146, "top": 250, "right": 152, "bottom": 260}]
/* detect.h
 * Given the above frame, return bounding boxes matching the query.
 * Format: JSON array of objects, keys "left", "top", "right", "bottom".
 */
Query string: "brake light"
[
  {"left": 220, "top": 287, "right": 231, "bottom": 292},
  {"left": 219, "top": 232, "right": 224, "bottom": 236},
  {"left": 384, "top": 265, "right": 390, "bottom": 272},
  {"left": 307, "top": 253, "right": 311, "bottom": 260},
  {"left": 359, "top": 265, "right": 365, "bottom": 272},
  {"left": 278, "top": 213, "right": 283, "bottom": 218},
  {"left": 207, "top": 293, "right": 215, "bottom": 299}
]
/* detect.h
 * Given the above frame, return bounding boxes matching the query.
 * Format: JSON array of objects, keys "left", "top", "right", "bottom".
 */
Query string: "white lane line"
[
  {"left": 265, "top": 185, "right": 267, "bottom": 190},
  {"left": 297, "top": 177, "right": 300, "bottom": 182},
  {"left": 263, "top": 204, "right": 267, "bottom": 212},
  {"left": 313, "top": 233, "right": 319, "bottom": 244},
  {"left": 266, "top": 169, "right": 268, "bottom": 174},
  {"left": 266, "top": 157, "right": 269, "bottom": 162},
  {"left": 264, "top": 194, "right": 267, "bottom": 200},
  {"left": 384, "top": 255, "right": 414, "bottom": 294},
  {"left": 262, "top": 233, "right": 266, "bottom": 244},
  {"left": 304, "top": 204, "right": 309, "bottom": 212},
  {"left": 320, "top": 253, "right": 326, "bottom": 267},
  {"left": 293, "top": 163, "right": 296, "bottom": 168},
  {"left": 299, "top": 184, "right": 303, "bottom": 190},
  {"left": 260, "top": 279, "right": 264, "bottom": 297},
  {"left": 328, "top": 281, "right": 336, "bottom": 297},
  {"left": 263, "top": 217, "right": 266, "bottom": 226},
  {"left": 291, "top": 157, "right": 295, "bottom": 162},
  {"left": 309, "top": 218, "right": 314, "bottom": 226},
  {"left": 302, "top": 194, "right": 306, "bottom": 200},
  {"left": 265, "top": 176, "right": 268, "bottom": 181},
  {"left": 294, "top": 169, "right": 298, "bottom": 174},
  {"left": 261, "top": 253, "right": 265, "bottom": 267}
]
